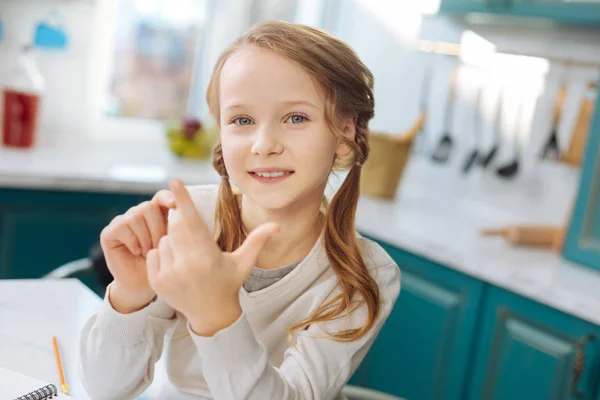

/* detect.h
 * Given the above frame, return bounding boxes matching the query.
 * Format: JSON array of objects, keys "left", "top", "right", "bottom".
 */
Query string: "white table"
[
  {"left": 0, "top": 280, "right": 397, "bottom": 400},
  {"left": 0, "top": 279, "right": 100, "bottom": 399},
  {"left": 0, "top": 279, "right": 169, "bottom": 399}
]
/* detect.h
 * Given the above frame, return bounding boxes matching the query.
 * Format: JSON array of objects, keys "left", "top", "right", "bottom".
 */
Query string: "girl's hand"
[
  {"left": 100, "top": 189, "right": 176, "bottom": 313},
  {"left": 146, "top": 179, "right": 279, "bottom": 336}
]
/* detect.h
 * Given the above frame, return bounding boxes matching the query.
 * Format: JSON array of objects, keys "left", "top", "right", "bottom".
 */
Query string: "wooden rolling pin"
[{"left": 481, "top": 225, "right": 566, "bottom": 252}]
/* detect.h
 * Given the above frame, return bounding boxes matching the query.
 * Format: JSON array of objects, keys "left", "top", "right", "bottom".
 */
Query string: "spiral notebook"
[{"left": 0, "top": 367, "right": 71, "bottom": 400}]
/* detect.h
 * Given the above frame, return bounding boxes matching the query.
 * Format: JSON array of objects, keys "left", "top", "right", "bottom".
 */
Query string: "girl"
[{"left": 80, "top": 20, "right": 401, "bottom": 400}]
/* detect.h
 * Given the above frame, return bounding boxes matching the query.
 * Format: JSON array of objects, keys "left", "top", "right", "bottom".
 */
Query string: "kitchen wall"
[
  {"left": 0, "top": 0, "right": 97, "bottom": 145},
  {"left": 0, "top": 0, "right": 598, "bottom": 156},
  {"left": 335, "top": 1, "right": 599, "bottom": 174}
]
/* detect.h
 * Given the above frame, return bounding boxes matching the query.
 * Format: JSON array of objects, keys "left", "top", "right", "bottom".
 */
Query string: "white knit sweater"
[{"left": 79, "top": 185, "right": 401, "bottom": 400}]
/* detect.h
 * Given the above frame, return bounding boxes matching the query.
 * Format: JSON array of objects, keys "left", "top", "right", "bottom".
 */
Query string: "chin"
[{"left": 245, "top": 188, "right": 297, "bottom": 210}]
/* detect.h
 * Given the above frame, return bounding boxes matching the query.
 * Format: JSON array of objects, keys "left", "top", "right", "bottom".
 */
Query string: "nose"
[{"left": 251, "top": 125, "right": 283, "bottom": 157}]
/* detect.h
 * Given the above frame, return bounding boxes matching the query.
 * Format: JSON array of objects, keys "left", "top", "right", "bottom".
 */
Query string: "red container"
[
  {"left": 2, "top": 90, "right": 40, "bottom": 148},
  {"left": 1, "top": 46, "right": 44, "bottom": 149}
]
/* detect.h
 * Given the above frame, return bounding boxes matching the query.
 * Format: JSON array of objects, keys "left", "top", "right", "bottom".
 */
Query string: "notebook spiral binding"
[{"left": 14, "top": 383, "right": 58, "bottom": 400}]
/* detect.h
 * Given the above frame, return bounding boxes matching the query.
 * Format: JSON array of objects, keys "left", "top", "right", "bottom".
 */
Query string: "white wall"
[
  {"left": 0, "top": 0, "right": 98, "bottom": 146},
  {"left": 0, "top": 0, "right": 598, "bottom": 155},
  {"left": 333, "top": 1, "right": 599, "bottom": 178}
]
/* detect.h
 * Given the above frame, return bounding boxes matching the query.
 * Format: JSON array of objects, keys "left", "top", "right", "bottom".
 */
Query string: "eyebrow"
[
  {"left": 223, "top": 100, "right": 321, "bottom": 112},
  {"left": 280, "top": 100, "right": 321, "bottom": 110}
]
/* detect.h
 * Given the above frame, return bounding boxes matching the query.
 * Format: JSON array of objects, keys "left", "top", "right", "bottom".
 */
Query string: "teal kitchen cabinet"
[
  {"left": 509, "top": 1, "right": 600, "bottom": 25},
  {"left": 564, "top": 83, "right": 600, "bottom": 272},
  {"left": 439, "top": 0, "right": 600, "bottom": 24},
  {"left": 351, "top": 241, "right": 484, "bottom": 400},
  {"left": 0, "top": 209, "right": 110, "bottom": 279},
  {"left": 467, "top": 286, "right": 600, "bottom": 400},
  {"left": 0, "top": 188, "right": 150, "bottom": 280},
  {"left": 438, "top": 0, "right": 493, "bottom": 15}
]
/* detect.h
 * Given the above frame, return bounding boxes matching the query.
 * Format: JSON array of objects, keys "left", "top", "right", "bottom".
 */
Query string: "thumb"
[{"left": 231, "top": 222, "right": 280, "bottom": 277}]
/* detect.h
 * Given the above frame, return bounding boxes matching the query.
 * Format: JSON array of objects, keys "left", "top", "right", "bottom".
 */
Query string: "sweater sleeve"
[
  {"left": 79, "top": 283, "right": 176, "bottom": 400},
  {"left": 190, "top": 262, "right": 401, "bottom": 400}
]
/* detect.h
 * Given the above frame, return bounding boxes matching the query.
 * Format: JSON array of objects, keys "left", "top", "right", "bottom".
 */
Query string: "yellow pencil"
[{"left": 52, "top": 336, "right": 69, "bottom": 394}]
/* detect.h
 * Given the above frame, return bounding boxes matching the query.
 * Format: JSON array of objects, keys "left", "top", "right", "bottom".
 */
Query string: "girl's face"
[{"left": 219, "top": 45, "right": 353, "bottom": 211}]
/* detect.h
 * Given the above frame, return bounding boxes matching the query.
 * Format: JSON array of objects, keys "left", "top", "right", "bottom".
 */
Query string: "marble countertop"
[
  {"left": 356, "top": 156, "right": 600, "bottom": 326},
  {"left": 0, "top": 140, "right": 221, "bottom": 194},
  {"left": 2, "top": 140, "right": 599, "bottom": 325}
]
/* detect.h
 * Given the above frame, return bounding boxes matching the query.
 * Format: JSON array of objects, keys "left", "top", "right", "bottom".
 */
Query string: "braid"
[{"left": 212, "top": 141, "right": 245, "bottom": 252}]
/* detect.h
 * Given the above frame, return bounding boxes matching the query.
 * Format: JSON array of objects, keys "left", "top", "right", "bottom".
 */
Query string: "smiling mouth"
[
  {"left": 250, "top": 171, "right": 294, "bottom": 178},
  {"left": 248, "top": 170, "right": 295, "bottom": 182}
]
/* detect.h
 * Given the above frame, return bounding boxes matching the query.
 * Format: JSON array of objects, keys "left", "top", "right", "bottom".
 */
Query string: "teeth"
[{"left": 255, "top": 171, "right": 287, "bottom": 178}]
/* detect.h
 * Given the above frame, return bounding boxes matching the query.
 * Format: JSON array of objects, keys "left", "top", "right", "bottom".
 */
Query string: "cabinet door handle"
[
  {"left": 571, "top": 333, "right": 596, "bottom": 398},
  {"left": 497, "top": 306, "right": 508, "bottom": 319}
]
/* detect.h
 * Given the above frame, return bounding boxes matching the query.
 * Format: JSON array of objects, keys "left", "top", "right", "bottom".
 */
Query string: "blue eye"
[
  {"left": 286, "top": 114, "right": 307, "bottom": 124},
  {"left": 234, "top": 117, "right": 253, "bottom": 125}
]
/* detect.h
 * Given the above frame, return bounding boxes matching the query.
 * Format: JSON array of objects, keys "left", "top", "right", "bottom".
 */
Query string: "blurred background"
[{"left": 1, "top": 0, "right": 600, "bottom": 399}]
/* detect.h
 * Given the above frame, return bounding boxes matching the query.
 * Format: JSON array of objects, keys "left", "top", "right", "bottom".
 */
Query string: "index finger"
[
  {"left": 151, "top": 189, "right": 176, "bottom": 218},
  {"left": 169, "top": 179, "right": 211, "bottom": 237},
  {"left": 152, "top": 189, "right": 175, "bottom": 208}
]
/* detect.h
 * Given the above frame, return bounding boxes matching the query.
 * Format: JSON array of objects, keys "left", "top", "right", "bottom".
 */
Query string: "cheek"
[
  {"left": 220, "top": 134, "right": 247, "bottom": 177},
  {"left": 296, "top": 132, "right": 337, "bottom": 176}
]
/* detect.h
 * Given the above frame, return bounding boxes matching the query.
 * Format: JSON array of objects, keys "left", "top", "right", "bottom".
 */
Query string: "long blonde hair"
[{"left": 206, "top": 20, "right": 378, "bottom": 343}]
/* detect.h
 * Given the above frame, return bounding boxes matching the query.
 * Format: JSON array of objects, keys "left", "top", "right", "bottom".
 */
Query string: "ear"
[{"left": 335, "top": 116, "right": 357, "bottom": 158}]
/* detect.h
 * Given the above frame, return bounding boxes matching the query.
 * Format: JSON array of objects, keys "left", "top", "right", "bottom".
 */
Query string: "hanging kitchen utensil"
[
  {"left": 414, "top": 54, "right": 434, "bottom": 153},
  {"left": 431, "top": 62, "right": 458, "bottom": 163},
  {"left": 34, "top": 2, "right": 68, "bottom": 49},
  {"left": 540, "top": 80, "right": 567, "bottom": 160},
  {"left": 496, "top": 93, "right": 525, "bottom": 179},
  {"left": 480, "top": 85, "right": 504, "bottom": 168},
  {"left": 463, "top": 83, "right": 485, "bottom": 174}
]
